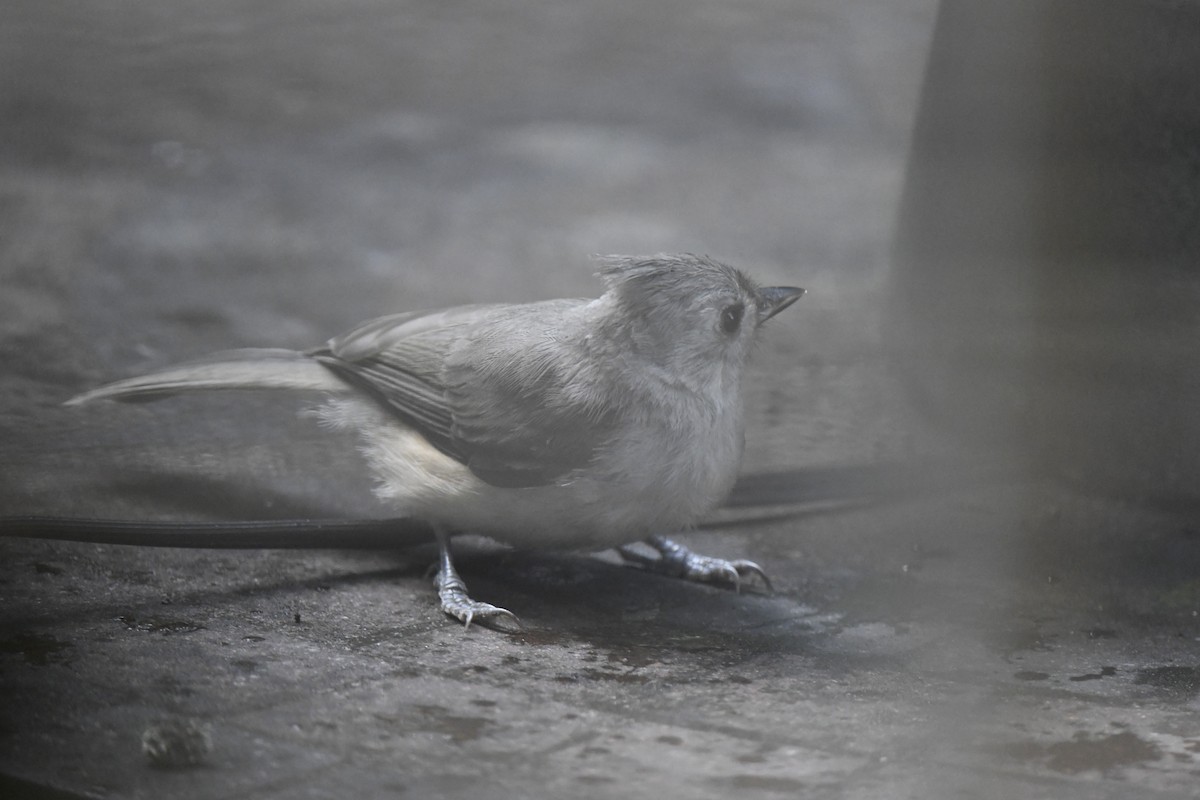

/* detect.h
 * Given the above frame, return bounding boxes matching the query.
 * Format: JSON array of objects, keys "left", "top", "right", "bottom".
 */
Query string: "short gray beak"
[{"left": 757, "top": 286, "right": 805, "bottom": 322}]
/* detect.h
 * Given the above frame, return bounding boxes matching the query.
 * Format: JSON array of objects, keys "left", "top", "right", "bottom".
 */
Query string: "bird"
[{"left": 67, "top": 254, "right": 804, "bottom": 629}]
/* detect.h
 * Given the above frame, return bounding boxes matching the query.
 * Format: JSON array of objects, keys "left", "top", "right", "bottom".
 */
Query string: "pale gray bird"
[{"left": 67, "top": 254, "right": 803, "bottom": 629}]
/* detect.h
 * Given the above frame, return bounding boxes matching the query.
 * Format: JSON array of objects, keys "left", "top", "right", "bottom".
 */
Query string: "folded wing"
[{"left": 313, "top": 300, "right": 617, "bottom": 488}]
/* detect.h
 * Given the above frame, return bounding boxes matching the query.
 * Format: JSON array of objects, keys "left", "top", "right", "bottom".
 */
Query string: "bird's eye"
[{"left": 720, "top": 303, "right": 744, "bottom": 335}]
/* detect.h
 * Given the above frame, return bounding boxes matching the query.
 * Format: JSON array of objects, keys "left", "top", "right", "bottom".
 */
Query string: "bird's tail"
[{"left": 65, "top": 348, "right": 350, "bottom": 406}]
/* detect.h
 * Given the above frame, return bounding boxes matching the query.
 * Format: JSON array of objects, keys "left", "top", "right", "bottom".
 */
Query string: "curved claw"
[
  {"left": 437, "top": 578, "right": 523, "bottom": 632},
  {"left": 729, "top": 559, "right": 773, "bottom": 594},
  {"left": 455, "top": 603, "right": 522, "bottom": 632},
  {"left": 697, "top": 557, "right": 771, "bottom": 594},
  {"left": 619, "top": 536, "right": 773, "bottom": 595},
  {"left": 719, "top": 562, "right": 741, "bottom": 591},
  {"left": 432, "top": 536, "right": 523, "bottom": 633}
]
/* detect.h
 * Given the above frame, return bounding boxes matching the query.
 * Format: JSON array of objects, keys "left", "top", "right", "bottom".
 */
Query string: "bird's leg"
[
  {"left": 432, "top": 528, "right": 521, "bottom": 631},
  {"left": 617, "top": 534, "right": 772, "bottom": 593}
]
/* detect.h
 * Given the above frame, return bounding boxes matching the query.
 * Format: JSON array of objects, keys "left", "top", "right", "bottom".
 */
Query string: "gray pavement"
[{"left": 3, "top": 1, "right": 1200, "bottom": 798}]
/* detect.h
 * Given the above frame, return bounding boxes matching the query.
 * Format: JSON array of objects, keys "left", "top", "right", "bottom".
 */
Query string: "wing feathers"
[
  {"left": 317, "top": 300, "right": 615, "bottom": 488},
  {"left": 72, "top": 302, "right": 618, "bottom": 490}
]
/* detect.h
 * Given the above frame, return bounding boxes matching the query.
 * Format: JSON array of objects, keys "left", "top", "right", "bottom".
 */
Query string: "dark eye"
[{"left": 720, "top": 303, "right": 744, "bottom": 335}]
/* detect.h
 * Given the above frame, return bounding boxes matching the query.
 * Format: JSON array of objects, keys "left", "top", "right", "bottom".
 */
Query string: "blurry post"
[{"left": 889, "top": 0, "right": 1200, "bottom": 509}]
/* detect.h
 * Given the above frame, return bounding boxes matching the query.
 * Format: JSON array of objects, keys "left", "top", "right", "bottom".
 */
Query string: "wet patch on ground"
[{"left": 1000, "top": 730, "right": 1163, "bottom": 775}]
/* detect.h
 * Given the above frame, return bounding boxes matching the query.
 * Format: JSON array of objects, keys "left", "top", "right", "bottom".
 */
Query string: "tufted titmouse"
[{"left": 67, "top": 254, "right": 803, "bottom": 629}]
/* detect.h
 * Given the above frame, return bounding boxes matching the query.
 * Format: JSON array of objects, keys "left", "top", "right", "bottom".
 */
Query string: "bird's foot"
[
  {"left": 432, "top": 528, "right": 521, "bottom": 631},
  {"left": 617, "top": 534, "right": 772, "bottom": 593},
  {"left": 433, "top": 567, "right": 521, "bottom": 631}
]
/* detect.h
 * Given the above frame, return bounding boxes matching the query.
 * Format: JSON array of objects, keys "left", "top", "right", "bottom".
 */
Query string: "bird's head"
[{"left": 596, "top": 253, "right": 803, "bottom": 392}]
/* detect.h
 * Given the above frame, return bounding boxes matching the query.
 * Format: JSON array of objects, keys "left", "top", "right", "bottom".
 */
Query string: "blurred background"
[
  {"left": 1, "top": 0, "right": 929, "bottom": 520},
  {"left": 3, "top": 1, "right": 1200, "bottom": 798}
]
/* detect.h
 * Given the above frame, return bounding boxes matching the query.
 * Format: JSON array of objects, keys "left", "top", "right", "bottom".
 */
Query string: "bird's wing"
[
  {"left": 313, "top": 300, "right": 617, "bottom": 488},
  {"left": 311, "top": 305, "right": 496, "bottom": 458},
  {"left": 442, "top": 300, "right": 619, "bottom": 487}
]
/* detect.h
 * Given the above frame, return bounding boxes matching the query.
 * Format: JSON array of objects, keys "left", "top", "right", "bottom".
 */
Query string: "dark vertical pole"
[{"left": 890, "top": 1, "right": 1200, "bottom": 508}]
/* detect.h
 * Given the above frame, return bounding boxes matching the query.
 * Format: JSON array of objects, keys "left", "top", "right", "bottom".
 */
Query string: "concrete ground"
[{"left": 3, "top": 1, "right": 1200, "bottom": 798}]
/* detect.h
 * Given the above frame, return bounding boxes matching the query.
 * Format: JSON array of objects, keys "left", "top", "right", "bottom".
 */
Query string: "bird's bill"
[{"left": 756, "top": 286, "right": 805, "bottom": 322}]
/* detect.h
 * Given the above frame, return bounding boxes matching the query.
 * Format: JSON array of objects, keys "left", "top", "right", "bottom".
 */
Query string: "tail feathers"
[{"left": 65, "top": 348, "right": 350, "bottom": 406}]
